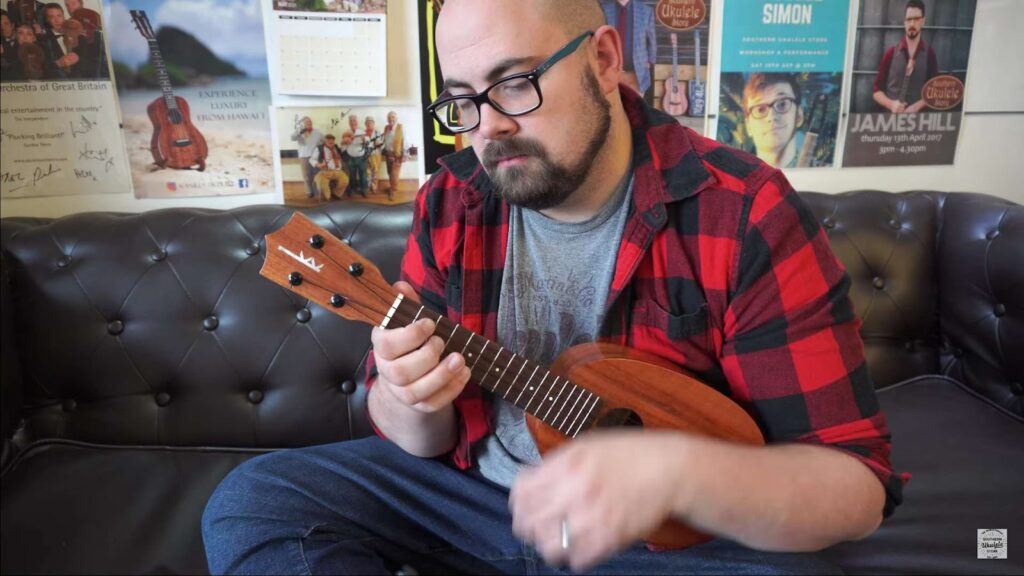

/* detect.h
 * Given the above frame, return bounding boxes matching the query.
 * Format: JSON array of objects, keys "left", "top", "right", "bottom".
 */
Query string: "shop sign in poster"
[
  {"left": 716, "top": 0, "right": 850, "bottom": 169},
  {"left": 1, "top": 0, "right": 131, "bottom": 198},
  {"left": 418, "top": 0, "right": 713, "bottom": 174},
  {"left": 843, "top": 0, "right": 976, "bottom": 167},
  {"left": 107, "top": 0, "right": 273, "bottom": 198}
]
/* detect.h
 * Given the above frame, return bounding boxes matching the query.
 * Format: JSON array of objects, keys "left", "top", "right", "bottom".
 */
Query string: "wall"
[{"left": 1, "top": 0, "right": 1020, "bottom": 218}]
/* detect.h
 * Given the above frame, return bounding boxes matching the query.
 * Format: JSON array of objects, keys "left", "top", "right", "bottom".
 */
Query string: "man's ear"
[{"left": 591, "top": 25, "right": 625, "bottom": 94}]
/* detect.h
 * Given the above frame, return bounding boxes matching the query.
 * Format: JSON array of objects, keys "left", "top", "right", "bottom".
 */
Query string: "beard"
[
  {"left": 480, "top": 67, "right": 611, "bottom": 211},
  {"left": 906, "top": 28, "right": 919, "bottom": 39}
]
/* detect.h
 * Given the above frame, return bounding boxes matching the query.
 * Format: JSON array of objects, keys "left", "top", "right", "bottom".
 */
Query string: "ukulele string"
[
  {"left": 291, "top": 273, "right": 386, "bottom": 323},
  {"left": 305, "top": 246, "right": 402, "bottom": 321}
]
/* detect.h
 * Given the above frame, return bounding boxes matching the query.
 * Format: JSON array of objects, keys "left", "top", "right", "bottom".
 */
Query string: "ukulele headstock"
[
  {"left": 260, "top": 212, "right": 400, "bottom": 327},
  {"left": 129, "top": 10, "right": 155, "bottom": 41}
]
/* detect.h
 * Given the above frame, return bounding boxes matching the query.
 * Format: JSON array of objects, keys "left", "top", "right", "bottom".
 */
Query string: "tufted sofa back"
[{"left": 1, "top": 192, "right": 1021, "bottom": 452}]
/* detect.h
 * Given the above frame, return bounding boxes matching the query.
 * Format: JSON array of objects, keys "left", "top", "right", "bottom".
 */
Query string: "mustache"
[{"left": 481, "top": 138, "right": 548, "bottom": 170}]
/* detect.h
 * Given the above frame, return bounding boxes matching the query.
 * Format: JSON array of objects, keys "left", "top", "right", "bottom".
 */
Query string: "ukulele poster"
[
  {"left": 263, "top": 0, "right": 387, "bottom": 97},
  {"left": 0, "top": 0, "right": 131, "bottom": 199},
  {"left": 842, "top": 0, "right": 977, "bottom": 167},
  {"left": 714, "top": 0, "right": 850, "bottom": 169},
  {"left": 107, "top": 0, "right": 273, "bottom": 198}
]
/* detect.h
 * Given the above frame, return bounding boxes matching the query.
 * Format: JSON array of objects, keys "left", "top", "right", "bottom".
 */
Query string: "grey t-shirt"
[{"left": 475, "top": 173, "right": 634, "bottom": 488}]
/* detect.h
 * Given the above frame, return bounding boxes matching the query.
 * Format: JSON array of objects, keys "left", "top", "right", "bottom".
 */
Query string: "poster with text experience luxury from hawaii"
[
  {"left": 843, "top": 0, "right": 976, "bottom": 166},
  {"left": 107, "top": 0, "right": 273, "bottom": 198},
  {"left": 2, "top": 0, "right": 131, "bottom": 198},
  {"left": 716, "top": 0, "right": 850, "bottom": 169}
]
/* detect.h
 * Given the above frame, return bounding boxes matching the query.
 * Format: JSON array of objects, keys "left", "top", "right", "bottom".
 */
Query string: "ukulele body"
[
  {"left": 526, "top": 342, "right": 765, "bottom": 549},
  {"left": 146, "top": 96, "right": 208, "bottom": 171}
]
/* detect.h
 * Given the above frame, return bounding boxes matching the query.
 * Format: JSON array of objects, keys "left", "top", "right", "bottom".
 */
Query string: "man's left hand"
[{"left": 509, "top": 430, "right": 692, "bottom": 571}]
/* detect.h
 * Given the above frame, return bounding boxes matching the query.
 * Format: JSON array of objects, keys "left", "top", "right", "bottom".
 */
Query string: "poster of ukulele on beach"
[
  {"left": 1, "top": 0, "right": 131, "bottom": 199},
  {"left": 107, "top": 0, "right": 273, "bottom": 198}
]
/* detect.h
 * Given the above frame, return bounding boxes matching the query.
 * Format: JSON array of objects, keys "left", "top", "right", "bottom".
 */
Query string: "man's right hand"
[{"left": 371, "top": 281, "right": 472, "bottom": 414}]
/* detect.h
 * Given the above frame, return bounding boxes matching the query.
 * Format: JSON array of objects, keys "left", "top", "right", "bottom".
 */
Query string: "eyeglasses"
[
  {"left": 746, "top": 96, "right": 797, "bottom": 120},
  {"left": 426, "top": 31, "right": 594, "bottom": 134}
]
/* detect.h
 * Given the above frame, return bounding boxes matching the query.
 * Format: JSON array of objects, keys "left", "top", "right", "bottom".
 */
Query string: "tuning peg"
[
  {"left": 330, "top": 294, "right": 346, "bottom": 308},
  {"left": 309, "top": 235, "right": 325, "bottom": 249},
  {"left": 288, "top": 272, "right": 303, "bottom": 286},
  {"left": 349, "top": 263, "right": 364, "bottom": 277}
]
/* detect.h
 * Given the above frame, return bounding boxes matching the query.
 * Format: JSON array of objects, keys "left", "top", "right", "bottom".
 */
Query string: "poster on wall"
[
  {"left": 263, "top": 0, "right": 387, "bottom": 98},
  {"left": 270, "top": 105, "right": 421, "bottom": 207},
  {"left": 107, "top": 0, "right": 273, "bottom": 199},
  {"left": 715, "top": 0, "right": 850, "bottom": 169},
  {"left": 843, "top": 0, "right": 976, "bottom": 167},
  {"left": 417, "top": 0, "right": 712, "bottom": 174},
  {"left": 1, "top": 0, "right": 131, "bottom": 198}
]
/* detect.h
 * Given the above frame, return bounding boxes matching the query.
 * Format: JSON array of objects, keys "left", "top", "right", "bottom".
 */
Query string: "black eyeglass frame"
[{"left": 426, "top": 31, "right": 595, "bottom": 134}]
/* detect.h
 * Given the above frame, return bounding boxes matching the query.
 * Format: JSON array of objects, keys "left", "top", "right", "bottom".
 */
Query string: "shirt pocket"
[{"left": 630, "top": 298, "right": 712, "bottom": 365}]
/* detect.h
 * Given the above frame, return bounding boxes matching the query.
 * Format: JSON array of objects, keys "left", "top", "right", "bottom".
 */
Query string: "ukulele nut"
[
  {"left": 330, "top": 294, "right": 346, "bottom": 308},
  {"left": 309, "top": 235, "right": 325, "bottom": 249},
  {"left": 288, "top": 272, "right": 303, "bottom": 286},
  {"left": 348, "top": 263, "right": 364, "bottom": 277}
]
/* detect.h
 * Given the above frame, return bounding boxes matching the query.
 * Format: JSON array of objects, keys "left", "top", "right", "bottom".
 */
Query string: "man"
[
  {"left": 382, "top": 110, "right": 405, "bottom": 201},
  {"left": 872, "top": 0, "right": 938, "bottom": 114},
  {"left": 5, "top": 0, "right": 44, "bottom": 33},
  {"left": 12, "top": 22, "right": 48, "bottom": 80},
  {"left": 600, "top": 0, "right": 655, "bottom": 98},
  {"left": 40, "top": 2, "right": 100, "bottom": 79},
  {"left": 341, "top": 114, "right": 369, "bottom": 198},
  {"left": 309, "top": 133, "right": 350, "bottom": 200},
  {"left": 290, "top": 116, "right": 323, "bottom": 199},
  {"left": 203, "top": 1, "right": 905, "bottom": 573},
  {"left": 742, "top": 73, "right": 805, "bottom": 168},
  {"left": 1, "top": 10, "right": 18, "bottom": 81},
  {"left": 364, "top": 115, "right": 383, "bottom": 194}
]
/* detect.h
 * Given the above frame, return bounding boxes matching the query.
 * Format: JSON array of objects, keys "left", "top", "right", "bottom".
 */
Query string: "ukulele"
[
  {"left": 661, "top": 33, "right": 688, "bottom": 116},
  {"left": 129, "top": 10, "right": 208, "bottom": 171},
  {"left": 796, "top": 93, "right": 828, "bottom": 168},
  {"left": 260, "top": 213, "right": 765, "bottom": 549},
  {"left": 687, "top": 29, "right": 706, "bottom": 117}
]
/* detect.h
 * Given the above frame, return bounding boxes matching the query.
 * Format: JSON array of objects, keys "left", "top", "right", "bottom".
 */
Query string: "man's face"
[
  {"left": 745, "top": 82, "right": 799, "bottom": 156},
  {"left": 348, "top": 116, "right": 358, "bottom": 130},
  {"left": 46, "top": 8, "right": 65, "bottom": 31},
  {"left": 435, "top": 0, "right": 611, "bottom": 211},
  {"left": 387, "top": 112, "right": 397, "bottom": 125},
  {"left": 16, "top": 25, "right": 34, "bottom": 44},
  {"left": 2, "top": 15, "right": 13, "bottom": 39},
  {"left": 365, "top": 118, "right": 375, "bottom": 130},
  {"left": 905, "top": 7, "right": 924, "bottom": 39},
  {"left": 325, "top": 137, "right": 336, "bottom": 148},
  {"left": 66, "top": 0, "right": 83, "bottom": 14},
  {"left": 303, "top": 118, "right": 312, "bottom": 131}
]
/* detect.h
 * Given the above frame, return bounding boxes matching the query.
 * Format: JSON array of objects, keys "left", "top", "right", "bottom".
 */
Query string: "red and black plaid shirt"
[{"left": 368, "top": 87, "right": 908, "bottom": 517}]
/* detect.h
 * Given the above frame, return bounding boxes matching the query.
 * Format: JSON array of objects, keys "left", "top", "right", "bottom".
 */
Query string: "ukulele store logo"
[{"left": 978, "top": 529, "right": 1008, "bottom": 560}]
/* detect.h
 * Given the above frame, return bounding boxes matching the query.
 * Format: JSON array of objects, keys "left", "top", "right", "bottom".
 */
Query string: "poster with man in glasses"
[
  {"left": 715, "top": 0, "right": 850, "bottom": 169},
  {"left": 843, "top": 0, "right": 976, "bottom": 167}
]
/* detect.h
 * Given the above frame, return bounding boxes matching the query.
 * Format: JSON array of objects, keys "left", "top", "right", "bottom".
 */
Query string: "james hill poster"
[
  {"left": 843, "top": 0, "right": 976, "bottom": 167},
  {"left": 716, "top": 0, "right": 851, "bottom": 169}
]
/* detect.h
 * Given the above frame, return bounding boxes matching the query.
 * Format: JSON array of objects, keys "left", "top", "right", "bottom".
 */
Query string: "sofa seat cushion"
[
  {"left": 823, "top": 376, "right": 1024, "bottom": 575},
  {"left": 1, "top": 442, "right": 265, "bottom": 575}
]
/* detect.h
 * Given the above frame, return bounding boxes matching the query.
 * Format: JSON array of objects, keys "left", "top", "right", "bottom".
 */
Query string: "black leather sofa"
[{"left": 2, "top": 191, "right": 1021, "bottom": 575}]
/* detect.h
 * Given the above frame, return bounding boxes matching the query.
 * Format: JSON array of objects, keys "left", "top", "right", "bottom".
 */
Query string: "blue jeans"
[{"left": 202, "top": 437, "right": 842, "bottom": 575}]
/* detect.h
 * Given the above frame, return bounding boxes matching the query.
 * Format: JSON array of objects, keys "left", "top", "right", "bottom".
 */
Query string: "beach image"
[{"left": 107, "top": 0, "right": 273, "bottom": 198}]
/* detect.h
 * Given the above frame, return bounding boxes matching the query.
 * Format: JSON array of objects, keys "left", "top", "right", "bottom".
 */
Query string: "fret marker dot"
[
  {"left": 494, "top": 368, "right": 499, "bottom": 372},
  {"left": 529, "top": 387, "right": 534, "bottom": 390},
  {"left": 549, "top": 397, "right": 554, "bottom": 401}
]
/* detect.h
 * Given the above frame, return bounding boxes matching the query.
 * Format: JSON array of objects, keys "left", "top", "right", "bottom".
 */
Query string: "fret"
[
  {"left": 558, "top": 387, "right": 589, "bottom": 434},
  {"left": 513, "top": 366, "right": 539, "bottom": 405},
  {"left": 552, "top": 385, "right": 581, "bottom": 432},
  {"left": 543, "top": 377, "right": 568, "bottom": 422},
  {"left": 469, "top": 340, "right": 488, "bottom": 371},
  {"left": 570, "top": 395, "right": 600, "bottom": 438},
  {"left": 459, "top": 333, "right": 474, "bottom": 357},
  {"left": 412, "top": 305, "right": 425, "bottom": 323},
  {"left": 495, "top": 354, "right": 516, "bottom": 397},
  {"left": 505, "top": 358, "right": 529, "bottom": 399},
  {"left": 523, "top": 369, "right": 547, "bottom": 413},
  {"left": 567, "top": 393, "right": 597, "bottom": 438},
  {"left": 476, "top": 346, "right": 504, "bottom": 390},
  {"left": 443, "top": 321, "right": 459, "bottom": 347}
]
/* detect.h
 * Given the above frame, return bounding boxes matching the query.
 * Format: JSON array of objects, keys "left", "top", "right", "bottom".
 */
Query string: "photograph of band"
[
  {"left": 274, "top": 106, "right": 421, "bottom": 208},
  {"left": 843, "top": 0, "right": 977, "bottom": 166},
  {"left": 1, "top": 0, "right": 109, "bottom": 82},
  {"left": 271, "top": 0, "right": 385, "bottom": 14},
  {"left": 718, "top": 72, "right": 842, "bottom": 169}
]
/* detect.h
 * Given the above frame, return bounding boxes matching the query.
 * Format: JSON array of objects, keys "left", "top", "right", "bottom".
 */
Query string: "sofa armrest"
[{"left": 1, "top": 249, "right": 24, "bottom": 466}]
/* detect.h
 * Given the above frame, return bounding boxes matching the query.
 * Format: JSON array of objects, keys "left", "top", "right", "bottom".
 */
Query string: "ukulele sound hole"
[{"left": 595, "top": 408, "right": 643, "bottom": 429}]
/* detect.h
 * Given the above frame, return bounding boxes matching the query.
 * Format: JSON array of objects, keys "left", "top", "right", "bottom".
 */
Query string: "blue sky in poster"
[
  {"left": 106, "top": 0, "right": 269, "bottom": 77},
  {"left": 721, "top": 0, "right": 849, "bottom": 72}
]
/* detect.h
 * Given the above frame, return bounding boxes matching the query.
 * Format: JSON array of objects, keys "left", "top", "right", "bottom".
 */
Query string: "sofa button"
[
  {"left": 155, "top": 392, "right": 171, "bottom": 407},
  {"left": 296, "top": 308, "right": 312, "bottom": 323},
  {"left": 107, "top": 320, "right": 124, "bottom": 335},
  {"left": 245, "top": 243, "right": 260, "bottom": 256},
  {"left": 247, "top": 390, "right": 264, "bottom": 404},
  {"left": 986, "top": 229, "right": 1000, "bottom": 241},
  {"left": 151, "top": 250, "right": 167, "bottom": 262},
  {"left": 872, "top": 277, "right": 885, "bottom": 290},
  {"left": 822, "top": 218, "right": 835, "bottom": 229},
  {"left": 340, "top": 380, "right": 356, "bottom": 394},
  {"left": 62, "top": 399, "right": 77, "bottom": 412},
  {"left": 994, "top": 304, "right": 1006, "bottom": 317},
  {"left": 56, "top": 255, "right": 71, "bottom": 268},
  {"left": 1010, "top": 382, "right": 1023, "bottom": 396},
  {"left": 203, "top": 316, "right": 219, "bottom": 331}
]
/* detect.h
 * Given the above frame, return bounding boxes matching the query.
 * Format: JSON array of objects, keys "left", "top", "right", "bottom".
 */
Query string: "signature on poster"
[
  {"left": 1, "top": 163, "right": 63, "bottom": 194},
  {"left": 79, "top": 141, "right": 116, "bottom": 172},
  {"left": 70, "top": 115, "right": 98, "bottom": 138}
]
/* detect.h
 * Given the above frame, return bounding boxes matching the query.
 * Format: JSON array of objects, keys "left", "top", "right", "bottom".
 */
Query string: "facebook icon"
[{"left": 238, "top": 179, "right": 250, "bottom": 189}]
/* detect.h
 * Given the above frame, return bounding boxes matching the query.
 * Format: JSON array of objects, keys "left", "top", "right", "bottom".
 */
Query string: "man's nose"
[{"left": 476, "top": 102, "right": 518, "bottom": 141}]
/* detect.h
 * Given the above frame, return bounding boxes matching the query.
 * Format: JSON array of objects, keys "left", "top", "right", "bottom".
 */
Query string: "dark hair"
[
  {"left": 906, "top": 0, "right": 925, "bottom": 17},
  {"left": 43, "top": 3, "right": 65, "bottom": 16},
  {"left": 324, "top": 133, "right": 336, "bottom": 140},
  {"left": 742, "top": 73, "right": 802, "bottom": 112},
  {"left": 1, "top": 9, "right": 8, "bottom": 17}
]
